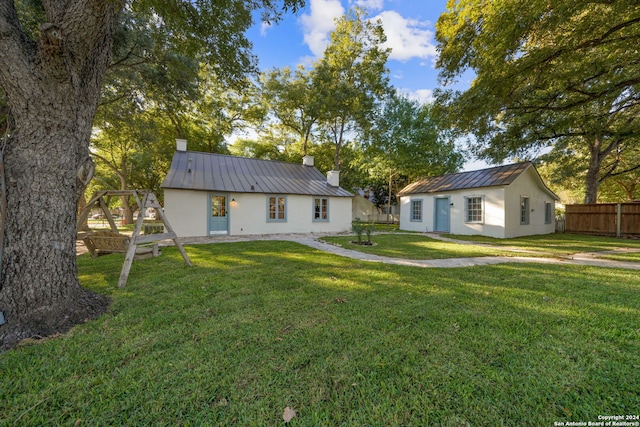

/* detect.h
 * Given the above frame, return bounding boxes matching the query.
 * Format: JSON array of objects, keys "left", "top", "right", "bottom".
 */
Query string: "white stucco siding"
[
  {"left": 399, "top": 195, "right": 433, "bottom": 232},
  {"left": 448, "top": 189, "right": 507, "bottom": 238},
  {"left": 163, "top": 189, "right": 208, "bottom": 237},
  {"left": 165, "top": 190, "right": 353, "bottom": 237},
  {"left": 504, "top": 169, "right": 556, "bottom": 238},
  {"left": 401, "top": 190, "right": 507, "bottom": 238},
  {"left": 229, "top": 194, "right": 352, "bottom": 235}
]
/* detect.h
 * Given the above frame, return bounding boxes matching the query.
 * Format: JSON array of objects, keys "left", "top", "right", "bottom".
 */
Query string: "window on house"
[
  {"left": 268, "top": 195, "right": 286, "bottom": 222},
  {"left": 520, "top": 197, "right": 530, "bottom": 225},
  {"left": 465, "top": 196, "right": 483, "bottom": 223},
  {"left": 313, "top": 197, "right": 329, "bottom": 221},
  {"left": 411, "top": 200, "right": 422, "bottom": 221},
  {"left": 545, "top": 202, "right": 553, "bottom": 224}
]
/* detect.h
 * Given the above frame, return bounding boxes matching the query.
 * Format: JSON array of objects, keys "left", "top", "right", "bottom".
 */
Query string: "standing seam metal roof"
[
  {"left": 398, "top": 162, "right": 558, "bottom": 199},
  {"left": 161, "top": 151, "right": 353, "bottom": 197}
]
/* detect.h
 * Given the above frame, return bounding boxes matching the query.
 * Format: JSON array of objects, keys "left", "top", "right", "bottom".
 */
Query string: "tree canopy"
[{"left": 435, "top": 0, "right": 640, "bottom": 203}]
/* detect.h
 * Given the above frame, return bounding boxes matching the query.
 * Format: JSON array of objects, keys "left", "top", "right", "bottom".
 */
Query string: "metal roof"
[
  {"left": 398, "top": 162, "right": 558, "bottom": 199},
  {"left": 161, "top": 151, "right": 353, "bottom": 197}
]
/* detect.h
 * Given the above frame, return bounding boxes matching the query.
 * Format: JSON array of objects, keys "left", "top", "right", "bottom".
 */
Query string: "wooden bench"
[{"left": 83, "top": 231, "right": 159, "bottom": 259}]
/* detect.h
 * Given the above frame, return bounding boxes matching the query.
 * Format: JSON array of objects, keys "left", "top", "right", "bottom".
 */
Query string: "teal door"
[
  {"left": 209, "top": 193, "right": 229, "bottom": 235},
  {"left": 434, "top": 197, "right": 450, "bottom": 233}
]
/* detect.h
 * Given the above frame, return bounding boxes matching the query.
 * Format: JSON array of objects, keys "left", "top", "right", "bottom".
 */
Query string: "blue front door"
[
  {"left": 209, "top": 193, "right": 229, "bottom": 235},
  {"left": 434, "top": 197, "right": 450, "bottom": 233}
]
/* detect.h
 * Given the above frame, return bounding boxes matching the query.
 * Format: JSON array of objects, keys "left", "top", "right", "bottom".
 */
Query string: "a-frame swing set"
[{"left": 77, "top": 190, "right": 192, "bottom": 288}]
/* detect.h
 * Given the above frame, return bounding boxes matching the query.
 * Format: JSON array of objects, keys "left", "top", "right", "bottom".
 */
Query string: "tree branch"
[{"left": 0, "top": 1, "right": 37, "bottom": 99}]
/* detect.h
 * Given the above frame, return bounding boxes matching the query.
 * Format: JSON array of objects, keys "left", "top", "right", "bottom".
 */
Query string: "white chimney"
[
  {"left": 302, "top": 155, "right": 314, "bottom": 167},
  {"left": 327, "top": 170, "right": 340, "bottom": 187},
  {"left": 176, "top": 138, "right": 187, "bottom": 151}
]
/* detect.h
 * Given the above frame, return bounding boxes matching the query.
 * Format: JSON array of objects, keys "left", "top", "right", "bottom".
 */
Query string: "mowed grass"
[
  {"left": 320, "top": 234, "right": 518, "bottom": 259},
  {"left": 1, "top": 241, "right": 639, "bottom": 426},
  {"left": 322, "top": 232, "right": 640, "bottom": 260},
  {"left": 443, "top": 232, "right": 640, "bottom": 256},
  {"left": 595, "top": 251, "right": 640, "bottom": 263}
]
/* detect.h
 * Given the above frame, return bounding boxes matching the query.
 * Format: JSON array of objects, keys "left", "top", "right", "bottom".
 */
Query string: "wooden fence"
[{"left": 565, "top": 203, "right": 640, "bottom": 238}]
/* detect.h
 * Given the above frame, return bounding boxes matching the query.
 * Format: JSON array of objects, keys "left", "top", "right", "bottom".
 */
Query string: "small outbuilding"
[
  {"left": 161, "top": 140, "right": 353, "bottom": 237},
  {"left": 397, "top": 162, "right": 559, "bottom": 238}
]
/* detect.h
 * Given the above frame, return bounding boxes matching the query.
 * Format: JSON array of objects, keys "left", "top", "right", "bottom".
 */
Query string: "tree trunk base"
[{"left": 0, "top": 289, "right": 110, "bottom": 351}]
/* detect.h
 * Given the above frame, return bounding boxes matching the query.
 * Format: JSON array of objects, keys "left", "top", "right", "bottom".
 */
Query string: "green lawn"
[
  {"left": 321, "top": 232, "right": 640, "bottom": 260},
  {"left": 321, "top": 233, "right": 520, "bottom": 259},
  {"left": 595, "top": 251, "right": 640, "bottom": 263},
  {"left": 2, "top": 241, "right": 639, "bottom": 425},
  {"left": 442, "top": 232, "right": 640, "bottom": 256}
]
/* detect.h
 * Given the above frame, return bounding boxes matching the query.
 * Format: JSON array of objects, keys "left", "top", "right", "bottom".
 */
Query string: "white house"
[
  {"left": 398, "top": 162, "right": 559, "bottom": 238},
  {"left": 161, "top": 140, "right": 354, "bottom": 237}
]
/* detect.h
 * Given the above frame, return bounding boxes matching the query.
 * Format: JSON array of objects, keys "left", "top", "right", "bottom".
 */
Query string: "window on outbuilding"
[
  {"left": 411, "top": 200, "right": 423, "bottom": 221},
  {"left": 267, "top": 195, "right": 286, "bottom": 222},
  {"left": 520, "top": 196, "right": 530, "bottom": 225},
  {"left": 465, "top": 196, "right": 483, "bottom": 223},
  {"left": 313, "top": 197, "right": 329, "bottom": 221},
  {"left": 545, "top": 201, "right": 553, "bottom": 224}
]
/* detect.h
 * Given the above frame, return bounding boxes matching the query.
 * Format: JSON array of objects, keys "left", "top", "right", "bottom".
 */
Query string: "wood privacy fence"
[{"left": 565, "top": 203, "right": 640, "bottom": 238}]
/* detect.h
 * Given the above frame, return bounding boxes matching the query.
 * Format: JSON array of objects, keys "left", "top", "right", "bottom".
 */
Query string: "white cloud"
[
  {"left": 298, "top": 1, "right": 437, "bottom": 64},
  {"left": 299, "top": 0, "right": 345, "bottom": 57},
  {"left": 374, "top": 10, "right": 437, "bottom": 62},
  {"left": 397, "top": 88, "right": 434, "bottom": 104},
  {"left": 351, "top": 0, "right": 384, "bottom": 11},
  {"left": 413, "top": 89, "right": 434, "bottom": 103},
  {"left": 260, "top": 22, "right": 272, "bottom": 36}
]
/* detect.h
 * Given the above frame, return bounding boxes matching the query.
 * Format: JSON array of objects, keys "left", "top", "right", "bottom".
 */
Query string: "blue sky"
[{"left": 248, "top": 0, "right": 453, "bottom": 103}]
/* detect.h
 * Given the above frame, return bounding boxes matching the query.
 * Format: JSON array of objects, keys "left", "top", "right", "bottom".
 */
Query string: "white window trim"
[
  {"left": 464, "top": 195, "right": 484, "bottom": 224},
  {"left": 410, "top": 199, "right": 423, "bottom": 222}
]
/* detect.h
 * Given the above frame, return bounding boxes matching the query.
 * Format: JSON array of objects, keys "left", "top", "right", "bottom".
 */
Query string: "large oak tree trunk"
[{"left": 0, "top": 1, "right": 121, "bottom": 349}]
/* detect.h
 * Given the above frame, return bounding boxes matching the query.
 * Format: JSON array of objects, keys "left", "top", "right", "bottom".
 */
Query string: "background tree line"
[{"left": 87, "top": 7, "right": 463, "bottom": 221}]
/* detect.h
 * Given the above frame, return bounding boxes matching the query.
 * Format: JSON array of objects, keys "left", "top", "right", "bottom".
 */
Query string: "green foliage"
[
  {"left": 435, "top": 0, "right": 640, "bottom": 203},
  {"left": 362, "top": 93, "right": 463, "bottom": 207},
  {"left": 2, "top": 241, "right": 639, "bottom": 424},
  {"left": 259, "top": 65, "right": 322, "bottom": 154},
  {"left": 351, "top": 217, "right": 365, "bottom": 244},
  {"left": 254, "top": 7, "right": 392, "bottom": 175},
  {"left": 313, "top": 8, "right": 392, "bottom": 170}
]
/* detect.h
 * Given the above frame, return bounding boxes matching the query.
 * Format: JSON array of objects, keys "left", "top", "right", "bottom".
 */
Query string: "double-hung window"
[
  {"left": 520, "top": 196, "right": 530, "bottom": 225},
  {"left": 267, "top": 195, "right": 286, "bottom": 222},
  {"left": 313, "top": 197, "right": 329, "bottom": 221},
  {"left": 410, "top": 200, "right": 423, "bottom": 221},
  {"left": 545, "top": 201, "right": 553, "bottom": 224},
  {"left": 465, "top": 196, "right": 483, "bottom": 223}
]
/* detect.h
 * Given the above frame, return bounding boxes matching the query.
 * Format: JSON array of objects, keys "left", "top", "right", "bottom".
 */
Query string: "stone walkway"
[{"left": 164, "top": 232, "right": 640, "bottom": 270}]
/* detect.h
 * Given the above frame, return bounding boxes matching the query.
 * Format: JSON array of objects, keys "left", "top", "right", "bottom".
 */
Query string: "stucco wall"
[
  {"left": 399, "top": 188, "right": 507, "bottom": 238},
  {"left": 504, "top": 169, "right": 556, "bottom": 238},
  {"left": 163, "top": 189, "right": 209, "bottom": 237},
  {"left": 164, "top": 189, "right": 353, "bottom": 237},
  {"left": 448, "top": 189, "right": 507, "bottom": 238}
]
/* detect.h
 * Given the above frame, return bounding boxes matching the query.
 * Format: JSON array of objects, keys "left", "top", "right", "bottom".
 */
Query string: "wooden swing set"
[{"left": 77, "top": 190, "right": 192, "bottom": 288}]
